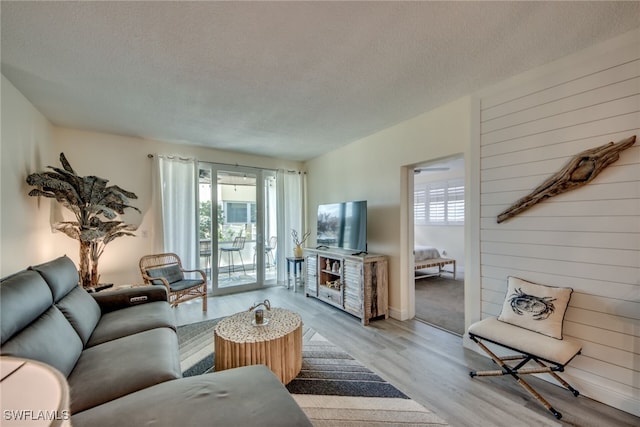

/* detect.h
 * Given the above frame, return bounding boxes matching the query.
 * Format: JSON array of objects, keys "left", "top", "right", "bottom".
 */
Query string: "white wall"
[
  {"left": 0, "top": 89, "right": 302, "bottom": 283},
  {"left": 306, "top": 97, "right": 472, "bottom": 320},
  {"left": 476, "top": 29, "right": 639, "bottom": 415},
  {"left": 0, "top": 75, "right": 58, "bottom": 275}
]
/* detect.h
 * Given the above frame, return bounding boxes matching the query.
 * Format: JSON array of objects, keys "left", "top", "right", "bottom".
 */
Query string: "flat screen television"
[{"left": 316, "top": 200, "right": 367, "bottom": 254}]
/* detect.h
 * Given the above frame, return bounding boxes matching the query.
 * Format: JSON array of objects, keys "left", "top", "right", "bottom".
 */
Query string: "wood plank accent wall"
[{"left": 478, "top": 30, "right": 639, "bottom": 415}]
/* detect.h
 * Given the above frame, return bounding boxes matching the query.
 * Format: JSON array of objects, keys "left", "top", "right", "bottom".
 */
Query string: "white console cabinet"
[{"left": 304, "top": 248, "right": 388, "bottom": 325}]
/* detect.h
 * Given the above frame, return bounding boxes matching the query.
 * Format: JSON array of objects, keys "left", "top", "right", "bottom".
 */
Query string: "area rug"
[
  {"left": 177, "top": 319, "right": 448, "bottom": 426},
  {"left": 176, "top": 318, "right": 219, "bottom": 377}
]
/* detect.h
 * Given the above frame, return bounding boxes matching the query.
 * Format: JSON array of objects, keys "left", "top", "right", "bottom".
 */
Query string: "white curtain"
[
  {"left": 154, "top": 155, "right": 198, "bottom": 270},
  {"left": 276, "top": 170, "right": 305, "bottom": 284}
]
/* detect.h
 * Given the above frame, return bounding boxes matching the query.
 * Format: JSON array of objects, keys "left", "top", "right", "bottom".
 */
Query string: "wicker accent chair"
[{"left": 139, "top": 253, "right": 207, "bottom": 311}]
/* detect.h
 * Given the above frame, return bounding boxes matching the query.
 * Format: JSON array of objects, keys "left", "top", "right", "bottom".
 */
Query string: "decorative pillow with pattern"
[{"left": 497, "top": 276, "right": 572, "bottom": 339}]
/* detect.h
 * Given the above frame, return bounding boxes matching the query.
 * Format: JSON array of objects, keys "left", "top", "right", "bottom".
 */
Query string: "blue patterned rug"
[
  {"left": 286, "top": 327, "right": 408, "bottom": 398},
  {"left": 177, "top": 319, "right": 448, "bottom": 425}
]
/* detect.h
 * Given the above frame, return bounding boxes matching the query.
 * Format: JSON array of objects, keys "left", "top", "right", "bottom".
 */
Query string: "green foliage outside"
[{"left": 199, "top": 200, "right": 232, "bottom": 241}]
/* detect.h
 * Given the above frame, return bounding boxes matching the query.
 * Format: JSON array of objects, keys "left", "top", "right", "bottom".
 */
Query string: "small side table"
[
  {"left": 286, "top": 257, "right": 305, "bottom": 293},
  {"left": 214, "top": 308, "right": 303, "bottom": 384},
  {"left": 1, "top": 357, "right": 71, "bottom": 426}
]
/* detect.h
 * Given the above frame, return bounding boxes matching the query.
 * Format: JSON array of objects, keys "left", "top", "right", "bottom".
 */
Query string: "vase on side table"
[{"left": 294, "top": 244, "right": 304, "bottom": 258}]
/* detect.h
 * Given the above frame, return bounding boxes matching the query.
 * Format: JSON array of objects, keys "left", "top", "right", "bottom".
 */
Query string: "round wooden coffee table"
[{"left": 214, "top": 308, "right": 302, "bottom": 384}]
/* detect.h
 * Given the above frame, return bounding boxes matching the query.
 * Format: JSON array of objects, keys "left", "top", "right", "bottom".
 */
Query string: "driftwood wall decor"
[{"left": 497, "top": 135, "right": 636, "bottom": 224}]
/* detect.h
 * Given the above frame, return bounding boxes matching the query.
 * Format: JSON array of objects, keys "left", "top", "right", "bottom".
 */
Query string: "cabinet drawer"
[{"left": 318, "top": 285, "right": 343, "bottom": 307}]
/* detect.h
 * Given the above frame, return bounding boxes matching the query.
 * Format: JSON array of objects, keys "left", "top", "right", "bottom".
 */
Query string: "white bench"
[
  {"left": 414, "top": 257, "right": 456, "bottom": 279},
  {"left": 468, "top": 317, "right": 582, "bottom": 420}
]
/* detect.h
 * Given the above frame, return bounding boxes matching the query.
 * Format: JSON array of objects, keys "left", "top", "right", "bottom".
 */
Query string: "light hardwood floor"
[{"left": 173, "top": 285, "right": 639, "bottom": 427}]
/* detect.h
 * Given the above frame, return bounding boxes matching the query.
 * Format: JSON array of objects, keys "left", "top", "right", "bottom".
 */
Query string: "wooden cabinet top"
[{"left": 304, "top": 247, "right": 387, "bottom": 263}]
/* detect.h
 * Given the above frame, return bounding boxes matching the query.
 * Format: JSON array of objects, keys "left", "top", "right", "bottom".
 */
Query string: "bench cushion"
[
  {"left": 468, "top": 317, "right": 581, "bottom": 366},
  {"left": 498, "top": 276, "right": 572, "bottom": 339},
  {"left": 169, "top": 279, "right": 204, "bottom": 292}
]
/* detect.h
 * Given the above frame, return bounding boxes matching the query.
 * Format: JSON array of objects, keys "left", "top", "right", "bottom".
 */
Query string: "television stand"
[{"left": 303, "top": 248, "right": 388, "bottom": 325}]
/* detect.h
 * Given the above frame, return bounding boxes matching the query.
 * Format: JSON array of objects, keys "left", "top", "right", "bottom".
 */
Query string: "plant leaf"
[
  {"left": 28, "top": 189, "right": 56, "bottom": 198},
  {"left": 80, "top": 229, "right": 105, "bottom": 242},
  {"left": 53, "top": 222, "right": 81, "bottom": 240},
  {"left": 104, "top": 231, "right": 136, "bottom": 245},
  {"left": 92, "top": 204, "right": 118, "bottom": 219},
  {"left": 83, "top": 175, "right": 109, "bottom": 205},
  {"left": 107, "top": 185, "right": 138, "bottom": 200},
  {"left": 59, "top": 152, "right": 76, "bottom": 174}
]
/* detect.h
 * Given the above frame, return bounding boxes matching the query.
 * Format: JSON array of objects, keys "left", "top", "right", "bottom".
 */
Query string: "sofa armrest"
[{"left": 92, "top": 286, "right": 168, "bottom": 313}]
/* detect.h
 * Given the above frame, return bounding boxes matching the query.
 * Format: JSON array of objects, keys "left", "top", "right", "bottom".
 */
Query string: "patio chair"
[
  {"left": 199, "top": 239, "right": 212, "bottom": 273},
  {"left": 254, "top": 236, "right": 277, "bottom": 270},
  {"left": 139, "top": 253, "right": 207, "bottom": 311},
  {"left": 219, "top": 236, "right": 247, "bottom": 276}
]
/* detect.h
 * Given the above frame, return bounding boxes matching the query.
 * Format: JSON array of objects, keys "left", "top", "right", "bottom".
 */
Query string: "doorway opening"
[{"left": 412, "top": 155, "right": 465, "bottom": 335}]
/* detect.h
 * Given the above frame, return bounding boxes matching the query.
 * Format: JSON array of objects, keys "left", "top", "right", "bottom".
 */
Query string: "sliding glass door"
[{"left": 198, "top": 163, "right": 277, "bottom": 295}]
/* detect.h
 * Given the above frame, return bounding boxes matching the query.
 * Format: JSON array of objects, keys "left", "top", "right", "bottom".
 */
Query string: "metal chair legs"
[{"left": 469, "top": 335, "right": 579, "bottom": 420}]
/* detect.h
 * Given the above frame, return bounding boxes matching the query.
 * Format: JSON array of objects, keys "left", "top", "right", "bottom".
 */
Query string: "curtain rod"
[
  {"left": 147, "top": 153, "right": 193, "bottom": 161},
  {"left": 148, "top": 154, "right": 307, "bottom": 174},
  {"left": 149, "top": 153, "right": 305, "bottom": 173}
]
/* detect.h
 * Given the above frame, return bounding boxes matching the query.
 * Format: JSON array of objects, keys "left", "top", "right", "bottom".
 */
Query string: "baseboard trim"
[{"left": 388, "top": 306, "right": 409, "bottom": 321}]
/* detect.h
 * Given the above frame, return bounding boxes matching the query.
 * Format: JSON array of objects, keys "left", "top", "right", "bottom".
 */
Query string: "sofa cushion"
[
  {"left": 146, "top": 264, "right": 183, "bottom": 285},
  {"left": 1, "top": 306, "right": 83, "bottom": 377},
  {"left": 30, "top": 255, "right": 79, "bottom": 302},
  {"left": 56, "top": 286, "right": 102, "bottom": 346},
  {"left": 71, "top": 366, "right": 313, "bottom": 427},
  {"left": 498, "top": 276, "right": 572, "bottom": 339},
  {"left": 67, "top": 328, "right": 181, "bottom": 413},
  {"left": 0, "top": 270, "right": 53, "bottom": 345},
  {"left": 86, "top": 301, "right": 176, "bottom": 347}
]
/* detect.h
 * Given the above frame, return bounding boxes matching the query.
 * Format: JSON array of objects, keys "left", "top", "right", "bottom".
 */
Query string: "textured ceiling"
[{"left": 2, "top": 2, "right": 639, "bottom": 161}]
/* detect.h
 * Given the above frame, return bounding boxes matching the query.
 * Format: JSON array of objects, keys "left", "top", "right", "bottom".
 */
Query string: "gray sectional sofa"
[{"left": 0, "top": 255, "right": 311, "bottom": 427}]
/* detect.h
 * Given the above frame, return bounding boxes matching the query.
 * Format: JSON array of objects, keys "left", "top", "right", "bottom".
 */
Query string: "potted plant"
[
  {"left": 291, "top": 229, "right": 310, "bottom": 258},
  {"left": 26, "top": 153, "right": 140, "bottom": 289}
]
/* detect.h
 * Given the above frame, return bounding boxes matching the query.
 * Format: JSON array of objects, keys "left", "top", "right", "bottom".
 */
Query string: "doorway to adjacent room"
[{"left": 411, "top": 155, "right": 465, "bottom": 335}]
